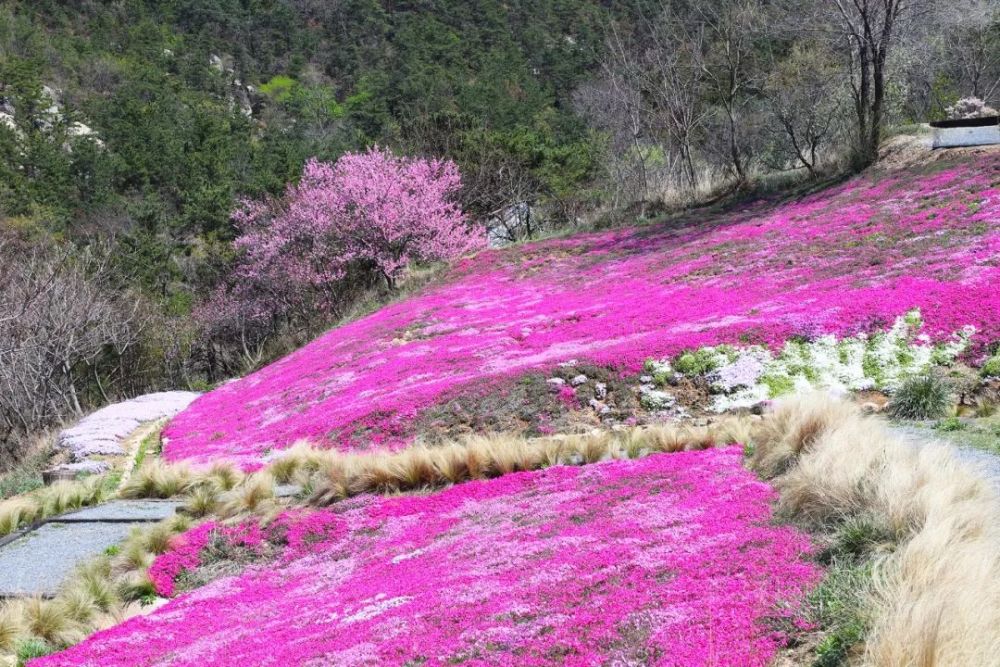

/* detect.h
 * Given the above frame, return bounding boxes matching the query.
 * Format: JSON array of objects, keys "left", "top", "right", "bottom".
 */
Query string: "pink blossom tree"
[
  {"left": 198, "top": 147, "right": 483, "bottom": 373},
  {"left": 235, "top": 147, "right": 482, "bottom": 291}
]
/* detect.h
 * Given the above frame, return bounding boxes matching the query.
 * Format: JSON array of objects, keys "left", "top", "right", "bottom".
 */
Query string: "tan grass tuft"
[
  {"left": 220, "top": 472, "right": 276, "bottom": 517},
  {"left": 0, "top": 603, "right": 25, "bottom": 653},
  {"left": 758, "top": 393, "right": 1000, "bottom": 665},
  {"left": 750, "top": 392, "right": 860, "bottom": 477},
  {"left": 205, "top": 462, "right": 243, "bottom": 492},
  {"left": 115, "top": 533, "right": 155, "bottom": 573},
  {"left": 386, "top": 447, "right": 439, "bottom": 490},
  {"left": 267, "top": 442, "right": 328, "bottom": 484},
  {"left": 119, "top": 460, "right": 194, "bottom": 499},
  {"left": 0, "top": 496, "right": 42, "bottom": 536},
  {"left": 679, "top": 425, "right": 717, "bottom": 451},
  {"left": 58, "top": 587, "right": 100, "bottom": 626},
  {"left": 21, "top": 597, "right": 83, "bottom": 647},
  {"left": 430, "top": 444, "right": 471, "bottom": 484},
  {"left": 140, "top": 522, "right": 176, "bottom": 555},
  {"left": 181, "top": 486, "right": 221, "bottom": 518},
  {"left": 574, "top": 432, "right": 612, "bottom": 464},
  {"left": 641, "top": 424, "right": 688, "bottom": 453},
  {"left": 709, "top": 415, "right": 756, "bottom": 446}
]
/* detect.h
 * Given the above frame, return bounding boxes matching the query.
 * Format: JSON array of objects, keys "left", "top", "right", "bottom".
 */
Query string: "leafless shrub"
[{"left": 0, "top": 234, "right": 149, "bottom": 461}]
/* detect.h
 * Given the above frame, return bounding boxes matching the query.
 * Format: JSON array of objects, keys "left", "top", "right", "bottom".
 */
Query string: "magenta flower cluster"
[
  {"left": 147, "top": 511, "right": 349, "bottom": 597},
  {"left": 147, "top": 521, "right": 217, "bottom": 597},
  {"left": 34, "top": 448, "right": 820, "bottom": 666},
  {"left": 165, "top": 157, "right": 1000, "bottom": 467}
]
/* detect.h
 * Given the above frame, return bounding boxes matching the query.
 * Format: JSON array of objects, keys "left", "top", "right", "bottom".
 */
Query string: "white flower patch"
[
  {"left": 709, "top": 347, "right": 770, "bottom": 393},
  {"left": 645, "top": 310, "right": 974, "bottom": 413},
  {"left": 639, "top": 385, "right": 676, "bottom": 410},
  {"left": 342, "top": 594, "right": 412, "bottom": 624},
  {"left": 391, "top": 547, "right": 429, "bottom": 564}
]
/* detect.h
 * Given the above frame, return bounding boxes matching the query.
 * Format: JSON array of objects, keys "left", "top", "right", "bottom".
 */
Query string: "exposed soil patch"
[{"left": 411, "top": 363, "right": 716, "bottom": 445}]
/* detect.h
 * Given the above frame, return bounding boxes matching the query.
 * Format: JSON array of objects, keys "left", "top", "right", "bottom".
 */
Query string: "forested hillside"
[{"left": 0, "top": 0, "right": 608, "bottom": 299}]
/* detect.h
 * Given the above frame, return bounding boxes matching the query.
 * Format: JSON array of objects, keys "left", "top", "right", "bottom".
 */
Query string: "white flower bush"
[{"left": 646, "top": 310, "right": 975, "bottom": 412}]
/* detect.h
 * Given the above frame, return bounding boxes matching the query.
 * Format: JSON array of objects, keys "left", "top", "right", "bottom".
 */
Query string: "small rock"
[
  {"left": 588, "top": 398, "right": 612, "bottom": 415},
  {"left": 595, "top": 382, "right": 607, "bottom": 399},
  {"left": 546, "top": 378, "right": 566, "bottom": 392},
  {"left": 571, "top": 374, "right": 588, "bottom": 386},
  {"left": 557, "top": 359, "right": 579, "bottom": 368},
  {"left": 639, "top": 375, "right": 654, "bottom": 383},
  {"left": 42, "top": 464, "right": 99, "bottom": 485}
]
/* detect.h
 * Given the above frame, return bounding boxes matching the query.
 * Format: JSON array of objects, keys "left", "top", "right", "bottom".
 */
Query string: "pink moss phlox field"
[
  {"left": 147, "top": 522, "right": 217, "bottom": 597},
  {"left": 148, "top": 511, "right": 348, "bottom": 597},
  {"left": 34, "top": 448, "right": 820, "bottom": 667},
  {"left": 165, "top": 157, "right": 1000, "bottom": 466}
]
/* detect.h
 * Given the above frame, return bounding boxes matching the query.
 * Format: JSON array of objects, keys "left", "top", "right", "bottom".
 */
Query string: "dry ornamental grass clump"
[{"left": 751, "top": 394, "right": 1000, "bottom": 665}]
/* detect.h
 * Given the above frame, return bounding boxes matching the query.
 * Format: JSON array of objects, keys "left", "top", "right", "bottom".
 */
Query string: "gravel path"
[
  {"left": 0, "top": 523, "right": 134, "bottom": 597},
  {"left": 59, "top": 500, "right": 181, "bottom": 523},
  {"left": 0, "top": 500, "right": 180, "bottom": 597},
  {"left": 889, "top": 424, "right": 1000, "bottom": 490}
]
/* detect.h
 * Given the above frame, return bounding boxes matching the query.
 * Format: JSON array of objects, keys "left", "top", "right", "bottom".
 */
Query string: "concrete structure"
[{"left": 930, "top": 116, "right": 1000, "bottom": 149}]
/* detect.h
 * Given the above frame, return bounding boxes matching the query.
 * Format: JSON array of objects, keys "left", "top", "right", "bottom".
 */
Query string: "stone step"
[{"left": 58, "top": 500, "right": 181, "bottom": 523}]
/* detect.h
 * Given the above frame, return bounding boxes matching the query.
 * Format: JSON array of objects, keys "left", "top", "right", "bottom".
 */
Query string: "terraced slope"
[{"left": 165, "top": 154, "right": 1000, "bottom": 467}]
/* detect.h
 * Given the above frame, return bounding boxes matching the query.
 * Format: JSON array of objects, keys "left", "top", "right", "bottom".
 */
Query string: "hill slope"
[
  {"left": 33, "top": 448, "right": 819, "bottom": 667},
  {"left": 164, "top": 153, "right": 1000, "bottom": 467}
]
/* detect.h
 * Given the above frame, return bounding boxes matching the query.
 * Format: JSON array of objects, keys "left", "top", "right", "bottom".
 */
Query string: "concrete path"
[
  {"left": 890, "top": 423, "right": 1000, "bottom": 490},
  {"left": 0, "top": 500, "right": 180, "bottom": 598}
]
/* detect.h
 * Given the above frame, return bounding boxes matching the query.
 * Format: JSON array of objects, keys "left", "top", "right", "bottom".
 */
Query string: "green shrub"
[
  {"left": 982, "top": 355, "right": 1000, "bottom": 378},
  {"left": 888, "top": 375, "right": 951, "bottom": 420},
  {"left": 934, "top": 416, "right": 965, "bottom": 432},
  {"left": 808, "top": 560, "right": 873, "bottom": 667},
  {"left": 673, "top": 349, "right": 719, "bottom": 376},
  {"left": 16, "top": 636, "right": 53, "bottom": 662},
  {"left": 761, "top": 374, "right": 795, "bottom": 398}
]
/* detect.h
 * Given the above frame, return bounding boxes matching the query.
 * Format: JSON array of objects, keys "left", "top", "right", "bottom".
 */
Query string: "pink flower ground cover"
[
  {"left": 165, "top": 156, "right": 1000, "bottom": 467},
  {"left": 34, "top": 448, "right": 819, "bottom": 667}
]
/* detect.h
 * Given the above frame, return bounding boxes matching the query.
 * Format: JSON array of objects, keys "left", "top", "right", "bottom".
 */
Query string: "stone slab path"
[
  {"left": 58, "top": 500, "right": 181, "bottom": 523},
  {"left": 0, "top": 500, "right": 180, "bottom": 598}
]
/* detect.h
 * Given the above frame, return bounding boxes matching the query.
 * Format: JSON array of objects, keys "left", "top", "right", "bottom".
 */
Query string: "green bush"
[
  {"left": 808, "top": 560, "right": 873, "bottom": 667},
  {"left": 934, "top": 416, "right": 965, "bottom": 432},
  {"left": 982, "top": 355, "right": 1000, "bottom": 378},
  {"left": 673, "top": 349, "right": 719, "bottom": 376},
  {"left": 888, "top": 374, "right": 951, "bottom": 420},
  {"left": 17, "top": 637, "right": 53, "bottom": 663}
]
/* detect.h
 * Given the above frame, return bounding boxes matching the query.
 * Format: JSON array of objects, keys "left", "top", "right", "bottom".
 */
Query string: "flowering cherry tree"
[
  {"left": 198, "top": 148, "right": 483, "bottom": 370},
  {"left": 235, "top": 147, "right": 482, "bottom": 292}
]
